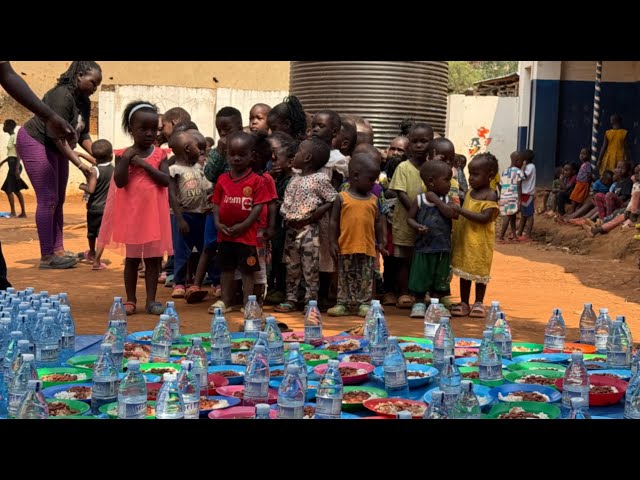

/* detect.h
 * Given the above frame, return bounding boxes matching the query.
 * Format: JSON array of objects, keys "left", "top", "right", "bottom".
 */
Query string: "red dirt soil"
[{"left": 2, "top": 195, "right": 640, "bottom": 344}]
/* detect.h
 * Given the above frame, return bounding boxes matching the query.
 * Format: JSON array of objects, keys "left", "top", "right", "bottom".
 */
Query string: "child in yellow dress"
[
  {"left": 597, "top": 114, "right": 629, "bottom": 177},
  {"left": 449, "top": 152, "right": 500, "bottom": 318}
]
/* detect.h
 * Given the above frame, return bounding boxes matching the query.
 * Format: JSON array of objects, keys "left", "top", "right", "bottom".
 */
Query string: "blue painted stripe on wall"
[
  {"left": 517, "top": 126, "right": 528, "bottom": 151},
  {"left": 531, "top": 79, "right": 560, "bottom": 186}
]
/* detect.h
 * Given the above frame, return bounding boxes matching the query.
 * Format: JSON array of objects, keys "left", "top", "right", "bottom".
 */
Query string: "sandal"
[
  {"left": 450, "top": 302, "right": 470, "bottom": 317},
  {"left": 382, "top": 292, "right": 397, "bottom": 306},
  {"left": 92, "top": 262, "right": 107, "bottom": 270},
  {"left": 171, "top": 285, "right": 186, "bottom": 299},
  {"left": 185, "top": 285, "right": 208, "bottom": 304},
  {"left": 39, "top": 256, "right": 77, "bottom": 269},
  {"left": 396, "top": 295, "right": 415, "bottom": 309},
  {"left": 327, "top": 304, "right": 350, "bottom": 317},
  {"left": 274, "top": 302, "right": 297, "bottom": 313},
  {"left": 146, "top": 302, "right": 164, "bottom": 315},
  {"left": 124, "top": 301, "right": 137, "bottom": 315},
  {"left": 158, "top": 272, "right": 167, "bottom": 284},
  {"left": 357, "top": 304, "right": 370, "bottom": 318},
  {"left": 469, "top": 302, "right": 486, "bottom": 318},
  {"left": 409, "top": 302, "right": 427, "bottom": 318},
  {"left": 208, "top": 300, "right": 229, "bottom": 314}
]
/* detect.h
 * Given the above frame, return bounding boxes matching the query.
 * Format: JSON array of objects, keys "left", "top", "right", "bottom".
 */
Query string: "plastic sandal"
[
  {"left": 382, "top": 293, "right": 397, "bottom": 306},
  {"left": 124, "top": 301, "right": 136, "bottom": 315},
  {"left": 274, "top": 302, "right": 296, "bottom": 313},
  {"left": 92, "top": 262, "right": 107, "bottom": 270},
  {"left": 171, "top": 285, "right": 186, "bottom": 299},
  {"left": 450, "top": 302, "right": 470, "bottom": 317},
  {"left": 146, "top": 302, "right": 164, "bottom": 315},
  {"left": 327, "top": 304, "right": 350, "bottom": 317},
  {"left": 208, "top": 300, "right": 227, "bottom": 314},
  {"left": 357, "top": 304, "right": 370, "bottom": 318},
  {"left": 409, "top": 302, "right": 427, "bottom": 318},
  {"left": 469, "top": 302, "right": 486, "bottom": 318},
  {"left": 396, "top": 295, "right": 415, "bottom": 309},
  {"left": 185, "top": 286, "right": 208, "bottom": 304}
]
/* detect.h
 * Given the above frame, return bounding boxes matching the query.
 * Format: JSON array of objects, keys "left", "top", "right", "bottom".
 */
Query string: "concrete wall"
[{"left": 446, "top": 95, "right": 519, "bottom": 174}]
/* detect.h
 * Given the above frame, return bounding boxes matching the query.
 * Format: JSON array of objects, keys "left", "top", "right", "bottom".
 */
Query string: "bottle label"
[
  {"left": 277, "top": 404, "right": 304, "bottom": 419},
  {"left": 595, "top": 334, "right": 608, "bottom": 352},
  {"left": 269, "top": 344, "right": 284, "bottom": 364},
  {"left": 495, "top": 340, "right": 512, "bottom": 359},
  {"left": 8, "top": 392, "right": 25, "bottom": 415},
  {"left": 304, "top": 326, "right": 323, "bottom": 346},
  {"left": 245, "top": 380, "right": 269, "bottom": 398},
  {"left": 370, "top": 345, "right": 387, "bottom": 367},
  {"left": 61, "top": 334, "right": 75, "bottom": 350},
  {"left": 543, "top": 335, "right": 564, "bottom": 352},
  {"left": 117, "top": 401, "right": 147, "bottom": 419},
  {"left": 194, "top": 370, "right": 208, "bottom": 389},
  {"left": 579, "top": 328, "right": 595, "bottom": 345},
  {"left": 561, "top": 386, "right": 589, "bottom": 407},
  {"left": 479, "top": 363, "right": 503, "bottom": 381},
  {"left": 424, "top": 323, "right": 438, "bottom": 339},
  {"left": 150, "top": 344, "right": 170, "bottom": 362},
  {"left": 384, "top": 368, "right": 408, "bottom": 388},
  {"left": 607, "top": 351, "right": 630, "bottom": 368},
  {"left": 244, "top": 319, "right": 261, "bottom": 334},
  {"left": 315, "top": 396, "right": 342, "bottom": 416},
  {"left": 184, "top": 400, "right": 200, "bottom": 419},
  {"left": 170, "top": 322, "right": 180, "bottom": 341},
  {"left": 93, "top": 380, "right": 119, "bottom": 398},
  {"left": 36, "top": 345, "right": 59, "bottom": 362}
]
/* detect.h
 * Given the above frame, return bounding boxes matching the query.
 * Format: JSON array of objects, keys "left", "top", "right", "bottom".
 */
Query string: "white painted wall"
[{"left": 446, "top": 95, "right": 519, "bottom": 174}]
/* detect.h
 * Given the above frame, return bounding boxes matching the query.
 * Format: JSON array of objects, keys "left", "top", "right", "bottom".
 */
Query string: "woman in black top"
[{"left": 15, "top": 61, "right": 102, "bottom": 269}]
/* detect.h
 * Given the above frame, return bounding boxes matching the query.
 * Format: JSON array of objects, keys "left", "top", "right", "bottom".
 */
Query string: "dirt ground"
[{"left": 2, "top": 194, "right": 640, "bottom": 344}]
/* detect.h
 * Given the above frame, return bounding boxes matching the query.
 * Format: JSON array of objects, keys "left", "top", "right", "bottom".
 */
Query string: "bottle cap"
[
  {"left": 289, "top": 342, "right": 300, "bottom": 350},
  {"left": 483, "top": 330, "right": 493, "bottom": 339},
  {"left": 114, "top": 296, "right": 122, "bottom": 302},
  {"left": 159, "top": 314, "right": 170, "bottom": 323},
  {"left": 22, "top": 353, "right": 34, "bottom": 362},
  {"left": 571, "top": 351, "right": 583, "bottom": 361},
  {"left": 553, "top": 308, "right": 562, "bottom": 315},
  {"left": 248, "top": 295, "right": 257, "bottom": 301},
  {"left": 371, "top": 299, "right": 381, "bottom": 306},
  {"left": 127, "top": 360, "right": 140, "bottom": 370},
  {"left": 308, "top": 300, "right": 318, "bottom": 307},
  {"left": 397, "top": 411, "right": 412, "bottom": 419},
  {"left": 163, "top": 373, "right": 177, "bottom": 382},
  {"left": 327, "top": 359, "right": 339, "bottom": 368},
  {"left": 440, "top": 317, "right": 449, "bottom": 324},
  {"left": 253, "top": 345, "right": 267, "bottom": 354},
  {"left": 60, "top": 305, "right": 70, "bottom": 313},
  {"left": 181, "top": 360, "right": 194, "bottom": 371},
  {"left": 445, "top": 355, "right": 455, "bottom": 364},
  {"left": 17, "top": 340, "right": 30, "bottom": 347},
  {"left": 616, "top": 315, "right": 625, "bottom": 322},
  {"left": 600, "top": 308, "right": 608, "bottom": 313},
  {"left": 255, "top": 403, "right": 270, "bottom": 416},
  {"left": 460, "top": 380, "right": 473, "bottom": 391},
  {"left": 10, "top": 331, "right": 22, "bottom": 338},
  {"left": 388, "top": 336, "right": 398, "bottom": 344},
  {"left": 192, "top": 337, "right": 202, "bottom": 345},
  {"left": 167, "top": 301, "right": 174, "bottom": 308},
  {"left": 286, "top": 364, "right": 300, "bottom": 374},
  {"left": 584, "top": 303, "right": 592, "bottom": 308},
  {"left": 27, "top": 379, "right": 42, "bottom": 391},
  {"left": 491, "top": 301, "right": 500, "bottom": 307},
  {"left": 430, "top": 298, "right": 439, "bottom": 304}
]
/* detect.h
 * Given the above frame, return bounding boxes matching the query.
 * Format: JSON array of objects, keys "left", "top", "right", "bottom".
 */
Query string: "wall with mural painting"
[{"left": 446, "top": 95, "right": 519, "bottom": 174}]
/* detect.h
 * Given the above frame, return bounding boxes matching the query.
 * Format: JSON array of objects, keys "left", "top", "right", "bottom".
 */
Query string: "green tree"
[{"left": 448, "top": 61, "right": 519, "bottom": 93}]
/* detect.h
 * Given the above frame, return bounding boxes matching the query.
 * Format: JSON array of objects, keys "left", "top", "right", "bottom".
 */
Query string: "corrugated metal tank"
[{"left": 289, "top": 61, "right": 449, "bottom": 148}]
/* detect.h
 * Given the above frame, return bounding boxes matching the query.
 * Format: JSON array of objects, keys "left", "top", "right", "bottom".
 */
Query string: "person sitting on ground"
[
  {"left": 541, "top": 167, "right": 564, "bottom": 216},
  {"left": 563, "top": 170, "right": 614, "bottom": 224},
  {"left": 569, "top": 148, "right": 593, "bottom": 210},
  {"left": 556, "top": 163, "right": 577, "bottom": 216},
  {"left": 593, "top": 160, "right": 632, "bottom": 219}
]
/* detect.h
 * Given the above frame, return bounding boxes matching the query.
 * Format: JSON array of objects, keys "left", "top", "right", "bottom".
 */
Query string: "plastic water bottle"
[
  {"left": 264, "top": 316, "right": 284, "bottom": 365},
  {"left": 243, "top": 344, "right": 270, "bottom": 407},
  {"left": 424, "top": 391, "right": 449, "bottom": 419},
  {"left": 284, "top": 342, "right": 308, "bottom": 393},
  {"left": 606, "top": 319, "right": 631, "bottom": 368},
  {"left": 303, "top": 300, "right": 323, "bottom": 347},
  {"left": 315, "top": 359, "right": 343, "bottom": 419},
  {"left": 0, "top": 318, "right": 12, "bottom": 359},
  {"left": 567, "top": 397, "right": 591, "bottom": 419},
  {"left": 16, "top": 380, "right": 49, "bottom": 419},
  {"left": 277, "top": 364, "right": 305, "bottom": 419},
  {"left": 2, "top": 331, "right": 23, "bottom": 380},
  {"left": 369, "top": 305, "right": 389, "bottom": 367},
  {"left": 8, "top": 353, "right": 38, "bottom": 418},
  {"left": 34, "top": 316, "right": 61, "bottom": 367},
  {"left": 91, "top": 343, "right": 119, "bottom": 414},
  {"left": 150, "top": 314, "right": 173, "bottom": 363},
  {"left": 578, "top": 303, "right": 597, "bottom": 345},
  {"left": 561, "top": 351, "right": 589, "bottom": 407},
  {"left": 186, "top": 338, "right": 208, "bottom": 392},
  {"left": 439, "top": 355, "right": 461, "bottom": 411},
  {"left": 58, "top": 292, "right": 69, "bottom": 306},
  {"left": 107, "top": 296, "right": 128, "bottom": 337},
  {"left": 246, "top": 332, "right": 270, "bottom": 368},
  {"left": 452, "top": 380, "right": 481, "bottom": 419},
  {"left": 177, "top": 360, "right": 200, "bottom": 419},
  {"left": 25, "top": 309, "right": 36, "bottom": 345},
  {"left": 594, "top": 308, "right": 611, "bottom": 354},
  {"left": 164, "top": 301, "right": 180, "bottom": 341},
  {"left": 478, "top": 329, "right": 503, "bottom": 382},
  {"left": 618, "top": 315, "right": 634, "bottom": 348},
  {"left": 58, "top": 306, "right": 75, "bottom": 366},
  {"left": 383, "top": 336, "right": 409, "bottom": 398},
  {"left": 485, "top": 300, "right": 500, "bottom": 329},
  {"left": 433, "top": 317, "right": 454, "bottom": 372},
  {"left": 6, "top": 340, "right": 30, "bottom": 388},
  {"left": 624, "top": 368, "right": 640, "bottom": 418},
  {"left": 210, "top": 316, "right": 232, "bottom": 366},
  {"left": 103, "top": 320, "right": 125, "bottom": 371},
  {"left": 117, "top": 359, "right": 147, "bottom": 419},
  {"left": 255, "top": 403, "right": 271, "bottom": 419},
  {"left": 243, "top": 295, "right": 262, "bottom": 338},
  {"left": 397, "top": 411, "right": 413, "bottom": 419},
  {"left": 423, "top": 298, "right": 441, "bottom": 341},
  {"left": 492, "top": 312, "right": 512, "bottom": 360},
  {"left": 632, "top": 349, "right": 640, "bottom": 375},
  {"left": 363, "top": 300, "right": 381, "bottom": 349},
  {"left": 543, "top": 308, "right": 566, "bottom": 353},
  {"left": 156, "top": 373, "right": 185, "bottom": 419}
]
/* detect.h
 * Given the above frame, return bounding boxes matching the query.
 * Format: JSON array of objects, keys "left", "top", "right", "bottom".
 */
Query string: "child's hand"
[
  {"left": 227, "top": 223, "right": 248, "bottom": 237},
  {"left": 218, "top": 223, "right": 232, "bottom": 237},
  {"left": 425, "top": 191, "right": 441, "bottom": 204},
  {"left": 178, "top": 218, "right": 190, "bottom": 235},
  {"left": 376, "top": 243, "right": 389, "bottom": 257},
  {"left": 79, "top": 182, "right": 87, "bottom": 190},
  {"left": 416, "top": 225, "right": 429, "bottom": 234},
  {"left": 330, "top": 241, "right": 339, "bottom": 261},
  {"left": 129, "top": 155, "right": 146, "bottom": 168},
  {"left": 262, "top": 227, "right": 275, "bottom": 241}
]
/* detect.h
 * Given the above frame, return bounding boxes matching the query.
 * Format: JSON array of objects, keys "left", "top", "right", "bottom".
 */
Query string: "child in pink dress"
[{"left": 97, "top": 101, "right": 172, "bottom": 315}]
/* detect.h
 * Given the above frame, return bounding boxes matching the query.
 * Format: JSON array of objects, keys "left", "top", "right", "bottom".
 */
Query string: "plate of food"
[
  {"left": 403, "top": 352, "right": 434, "bottom": 366},
  {"left": 363, "top": 398, "right": 428, "bottom": 419},
  {"left": 198, "top": 395, "right": 241, "bottom": 416},
  {"left": 207, "top": 365, "right": 246, "bottom": 385},
  {"left": 587, "top": 369, "right": 632, "bottom": 381},
  {"left": 298, "top": 349, "right": 337, "bottom": 367},
  {"left": 504, "top": 370, "right": 565, "bottom": 388},
  {"left": 37, "top": 368, "right": 93, "bottom": 388},
  {"left": 563, "top": 343, "right": 597, "bottom": 354},
  {"left": 126, "top": 330, "right": 155, "bottom": 345},
  {"left": 216, "top": 385, "right": 279, "bottom": 404},
  {"left": 510, "top": 353, "right": 570, "bottom": 364},
  {"left": 555, "top": 375, "right": 628, "bottom": 406},
  {"left": 339, "top": 353, "right": 372, "bottom": 364},
  {"left": 487, "top": 401, "right": 561, "bottom": 419},
  {"left": 398, "top": 336, "right": 433, "bottom": 346},
  {"left": 230, "top": 352, "right": 250, "bottom": 365},
  {"left": 459, "top": 367, "right": 480, "bottom": 383},
  {"left": 231, "top": 338, "right": 256, "bottom": 352},
  {"left": 46, "top": 398, "right": 90, "bottom": 417},
  {"left": 583, "top": 354, "right": 608, "bottom": 370},
  {"left": 455, "top": 338, "right": 482, "bottom": 348},
  {"left": 313, "top": 361, "right": 374, "bottom": 385},
  {"left": 66, "top": 355, "right": 99, "bottom": 370},
  {"left": 455, "top": 347, "right": 479, "bottom": 359},
  {"left": 400, "top": 343, "right": 433, "bottom": 354},
  {"left": 341, "top": 386, "right": 388, "bottom": 411},
  {"left": 138, "top": 363, "right": 181, "bottom": 378},
  {"left": 208, "top": 406, "right": 277, "bottom": 419},
  {"left": 169, "top": 343, "right": 211, "bottom": 356},
  {"left": 489, "top": 383, "right": 561, "bottom": 403},
  {"left": 511, "top": 342, "right": 544, "bottom": 357},
  {"left": 123, "top": 342, "right": 152, "bottom": 363},
  {"left": 42, "top": 382, "right": 92, "bottom": 403},
  {"left": 100, "top": 401, "right": 156, "bottom": 419},
  {"left": 507, "top": 361, "right": 566, "bottom": 374},
  {"left": 455, "top": 357, "right": 478, "bottom": 367},
  {"left": 180, "top": 333, "right": 211, "bottom": 344},
  {"left": 423, "top": 384, "right": 495, "bottom": 407},
  {"left": 324, "top": 339, "right": 367, "bottom": 354},
  {"left": 372, "top": 364, "right": 438, "bottom": 389},
  {"left": 282, "top": 331, "right": 305, "bottom": 343}
]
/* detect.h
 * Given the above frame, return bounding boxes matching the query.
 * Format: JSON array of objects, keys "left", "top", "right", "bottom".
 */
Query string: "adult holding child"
[{"left": 15, "top": 61, "right": 102, "bottom": 269}]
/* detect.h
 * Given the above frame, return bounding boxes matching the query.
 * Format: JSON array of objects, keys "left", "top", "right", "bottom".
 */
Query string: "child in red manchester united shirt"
[{"left": 211, "top": 131, "right": 271, "bottom": 312}]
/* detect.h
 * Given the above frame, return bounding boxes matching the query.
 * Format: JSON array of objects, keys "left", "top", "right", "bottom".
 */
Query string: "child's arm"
[
  {"left": 131, "top": 155, "right": 170, "bottom": 187},
  {"left": 406, "top": 197, "right": 428, "bottom": 233},
  {"left": 375, "top": 213, "right": 388, "bottom": 256},
  {"left": 228, "top": 203, "right": 264, "bottom": 237},
  {"left": 263, "top": 200, "right": 278, "bottom": 241},
  {"left": 169, "top": 174, "right": 189, "bottom": 235},
  {"left": 77, "top": 151, "right": 97, "bottom": 166},
  {"left": 329, "top": 194, "right": 343, "bottom": 261},
  {"left": 79, "top": 166, "right": 98, "bottom": 194},
  {"left": 114, "top": 149, "right": 136, "bottom": 188},
  {"left": 451, "top": 192, "right": 498, "bottom": 224},
  {"left": 425, "top": 191, "right": 457, "bottom": 219},
  {"left": 311, "top": 202, "right": 333, "bottom": 222},
  {"left": 394, "top": 190, "right": 412, "bottom": 211},
  {"left": 212, "top": 204, "right": 231, "bottom": 237}
]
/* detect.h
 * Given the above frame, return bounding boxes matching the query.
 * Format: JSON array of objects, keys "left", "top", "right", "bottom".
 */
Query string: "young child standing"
[
  {"left": 1, "top": 119, "right": 28, "bottom": 217},
  {"left": 97, "top": 101, "right": 172, "bottom": 315},
  {"left": 210, "top": 131, "right": 271, "bottom": 313},
  {"left": 517, "top": 149, "right": 537, "bottom": 241},
  {"left": 450, "top": 152, "right": 500, "bottom": 318},
  {"left": 275, "top": 138, "right": 337, "bottom": 313},
  {"left": 79, "top": 139, "right": 113, "bottom": 270},
  {"left": 597, "top": 113, "right": 629, "bottom": 177},
  {"left": 328, "top": 153, "right": 384, "bottom": 318},
  {"left": 569, "top": 147, "right": 593, "bottom": 208},
  {"left": 498, "top": 151, "right": 524, "bottom": 242},
  {"left": 406, "top": 160, "right": 456, "bottom": 318}
]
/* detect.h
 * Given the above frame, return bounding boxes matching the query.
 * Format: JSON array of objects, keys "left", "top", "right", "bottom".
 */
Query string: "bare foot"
[{"left": 18, "top": 213, "right": 26, "bottom": 218}]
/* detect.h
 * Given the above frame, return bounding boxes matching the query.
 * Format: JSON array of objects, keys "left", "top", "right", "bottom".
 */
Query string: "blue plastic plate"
[
  {"left": 455, "top": 357, "right": 513, "bottom": 368},
  {"left": 207, "top": 365, "right": 245, "bottom": 385},
  {"left": 454, "top": 337, "right": 482, "bottom": 348},
  {"left": 513, "top": 353, "right": 570, "bottom": 364},
  {"left": 373, "top": 364, "right": 438, "bottom": 389},
  {"left": 423, "top": 384, "right": 495, "bottom": 407},
  {"left": 588, "top": 369, "right": 632, "bottom": 381},
  {"left": 199, "top": 395, "right": 241, "bottom": 417},
  {"left": 489, "top": 383, "right": 561, "bottom": 403},
  {"left": 270, "top": 402, "right": 359, "bottom": 419},
  {"left": 126, "top": 331, "right": 155, "bottom": 345},
  {"left": 41, "top": 382, "right": 92, "bottom": 403}
]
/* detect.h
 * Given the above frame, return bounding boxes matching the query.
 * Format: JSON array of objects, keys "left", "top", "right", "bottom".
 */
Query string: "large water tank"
[{"left": 289, "top": 61, "right": 449, "bottom": 149}]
